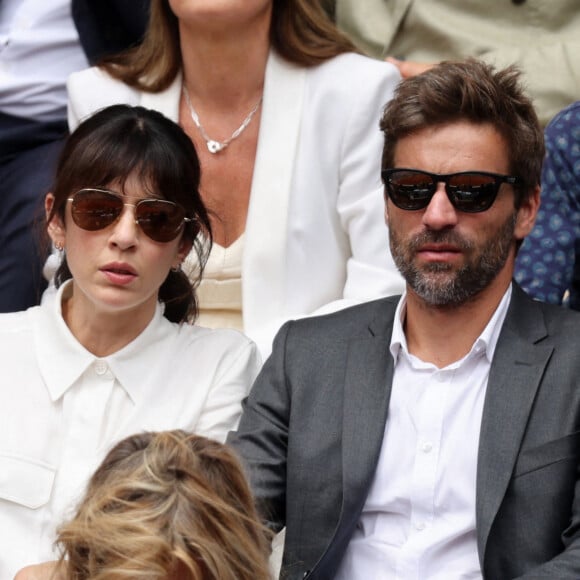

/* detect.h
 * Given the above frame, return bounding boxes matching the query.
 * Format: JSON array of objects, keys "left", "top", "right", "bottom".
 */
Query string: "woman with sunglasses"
[
  {"left": 1, "top": 104, "right": 260, "bottom": 579},
  {"left": 63, "top": 0, "right": 405, "bottom": 357}
]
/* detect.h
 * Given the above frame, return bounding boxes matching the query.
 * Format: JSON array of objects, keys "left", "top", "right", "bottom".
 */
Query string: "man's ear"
[
  {"left": 45, "top": 193, "right": 66, "bottom": 249},
  {"left": 515, "top": 185, "right": 540, "bottom": 241}
]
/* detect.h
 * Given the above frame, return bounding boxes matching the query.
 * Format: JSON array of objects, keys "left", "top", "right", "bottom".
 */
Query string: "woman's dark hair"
[{"left": 48, "top": 104, "right": 211, "bottom": 323}]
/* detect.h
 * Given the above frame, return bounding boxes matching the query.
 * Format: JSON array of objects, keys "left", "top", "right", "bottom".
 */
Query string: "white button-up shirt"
[
  {"left": 0, "top": 0, "right": 88, "bottom": 120},
  {"left": 0, "top": 282, "right": 261, "bottom": 578},
  {"left": 336, "top": 286, "right": 512, "bottom": 580}
]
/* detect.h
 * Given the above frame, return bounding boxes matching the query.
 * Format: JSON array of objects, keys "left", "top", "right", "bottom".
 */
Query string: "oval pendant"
[{"left": 207, "top": 140, "right": 224, "bottom": 154}]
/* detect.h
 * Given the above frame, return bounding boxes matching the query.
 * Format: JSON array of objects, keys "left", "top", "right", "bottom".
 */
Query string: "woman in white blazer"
[
  {"left": 4, "top": 106, "right": 260, "bottom": 579},
  {"left": 66, "top": 0, "right": 404, "bottom": 356}
]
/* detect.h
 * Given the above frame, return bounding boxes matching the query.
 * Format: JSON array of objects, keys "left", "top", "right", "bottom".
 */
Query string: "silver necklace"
[{"left": 182, "top": 86, "right": 263, "bottom": 154}]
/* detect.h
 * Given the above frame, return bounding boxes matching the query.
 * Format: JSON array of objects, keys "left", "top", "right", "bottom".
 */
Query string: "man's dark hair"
[{"left": 380, "top": 59, "right": 544, "bottom": 206}]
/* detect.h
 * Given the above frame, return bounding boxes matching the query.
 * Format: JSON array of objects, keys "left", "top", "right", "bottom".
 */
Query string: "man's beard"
[{"left": 389, "top": 213, "right": 517, "bottom": 307}]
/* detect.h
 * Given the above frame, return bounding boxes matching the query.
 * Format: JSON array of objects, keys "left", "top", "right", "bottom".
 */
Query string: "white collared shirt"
[
  {"left": 0, "top": 0, "right": 88, "bottom": 121},
  {"left": 0, "top": 282, "right": 261, "bottom": 578},
  {"left": 336, "top": 286, "right": 512, "bottom": 580}
]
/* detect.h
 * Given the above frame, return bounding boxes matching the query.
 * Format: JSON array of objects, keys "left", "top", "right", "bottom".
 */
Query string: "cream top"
[{"left": 196, "top": 235, "right": 244, "bottom": 331}]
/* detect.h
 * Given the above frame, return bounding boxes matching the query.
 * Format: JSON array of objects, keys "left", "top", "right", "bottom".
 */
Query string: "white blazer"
[{"left": 67, "top": 51, "right": 404, "bottom": 356}]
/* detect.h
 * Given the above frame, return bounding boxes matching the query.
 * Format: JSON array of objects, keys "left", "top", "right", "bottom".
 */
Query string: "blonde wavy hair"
[{"left": 55, "top": 431, "right": 272, "bottom": 580}]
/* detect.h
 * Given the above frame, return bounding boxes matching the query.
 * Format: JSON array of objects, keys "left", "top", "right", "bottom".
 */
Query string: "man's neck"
[{"left": 403, "top": 279, "right": 511, "bottom": 368}]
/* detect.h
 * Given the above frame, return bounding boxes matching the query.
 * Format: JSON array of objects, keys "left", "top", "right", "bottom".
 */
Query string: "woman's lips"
[{"left": 100, "top": 263, "right": 138, "bottom": 285}]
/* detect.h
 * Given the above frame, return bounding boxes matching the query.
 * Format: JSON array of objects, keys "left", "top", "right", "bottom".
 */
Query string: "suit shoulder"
[
  {"left": 509, "top": 286, "right": 580, "bottom": 343},
  {"left": 67, "top": 66, "right": 140, "bottom": 103},
  {"left": 306, "top": 52, "right": 400, "bottom": 94},
  {"left": 313, "top": 52, "right": 398, "bottom": 79},
  {"left": 285, "top": 295, "right": 400, "bottom": 340},
  {"left": 67, "top": 66, "right": 140, "bottom": 128},
  {"left": 68, "top": 65, "right": 128, "bottom": 92},
  {"left": 539, "top": 301, "right": 580, "bottom": 337}
]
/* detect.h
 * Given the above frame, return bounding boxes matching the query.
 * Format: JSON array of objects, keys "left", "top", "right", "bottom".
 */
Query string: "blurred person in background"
[
  {"left": 0, "top": 0, "right": 149, "bottom": 312},
  {"left": 516, "top": 101, "right": 580, "bottom": 310},
  {"left": 335, "top": 0, "right": 580, "bottom": 127}
]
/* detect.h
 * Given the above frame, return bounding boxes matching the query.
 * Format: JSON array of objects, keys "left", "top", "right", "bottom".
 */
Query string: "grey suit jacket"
[{"left": 229, "top": 284, "right": 580, "bottom": 579}]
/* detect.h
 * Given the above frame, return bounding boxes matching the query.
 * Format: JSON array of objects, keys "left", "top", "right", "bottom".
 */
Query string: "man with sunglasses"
[{"left": 230, "top": 59, "right": 580, "bottom": 580}]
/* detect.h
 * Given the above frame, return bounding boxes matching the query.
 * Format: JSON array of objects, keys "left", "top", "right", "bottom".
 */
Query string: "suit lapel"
[
  {"left": 342, "top": 331, "right": 394, "bottom": 511},
  {"left": 242, "top": 51, "right": 305, "bottom": 332},
  {"left": 476, "top": 285, "right": 553, "bottom": 563},
  {"left": 141, "top": 58, "right": 304, "bottom": 346},
  {"left": 308, "top": 300, "right": 397, "bottom": 578},
  {"left": 341, "top": 306, "right": 396, "bottom": 534}
]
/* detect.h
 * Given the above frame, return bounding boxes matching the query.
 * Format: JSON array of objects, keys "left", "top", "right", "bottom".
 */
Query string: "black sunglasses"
[
  {"left": 67, "top": 188, "right": 193, "bottom": 243},
  {"left": 382, "top": 168, "right": 519, "bottom": 213}
]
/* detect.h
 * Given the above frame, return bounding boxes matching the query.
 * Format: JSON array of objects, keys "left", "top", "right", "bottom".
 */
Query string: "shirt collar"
[
  {"left": 389, "top": 293, "right": 409, "bottom": 363},
  {"left": 389, "top": 284, "right": 513, "bottom": 367},
  {"left": 34, "top": 281, "right": 172, "bottom": 404}
]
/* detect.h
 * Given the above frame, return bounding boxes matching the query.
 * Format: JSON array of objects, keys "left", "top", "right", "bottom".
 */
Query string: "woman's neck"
[
  {"left": 61, "top": 286, "right": 157, "bottom": 357},
  {"left": 178, "top": 23, "right": 270, "bottom": 109}
]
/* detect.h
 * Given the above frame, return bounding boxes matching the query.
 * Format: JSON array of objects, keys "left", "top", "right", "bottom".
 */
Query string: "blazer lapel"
[
  {"left": 306, "top": 302, "right": 397, "bottom": 578},
  {"left": 242, "top": 51, "right": 305, "bottom": 333},
  {"left": 342, "top": 330, "right": 394, "bottom": 512},
  {"left": 140, "top": 60, "right": 304, "bottom": 348},
  {"left": 476, "top": 285, "right": 554, "bottom": 563}
]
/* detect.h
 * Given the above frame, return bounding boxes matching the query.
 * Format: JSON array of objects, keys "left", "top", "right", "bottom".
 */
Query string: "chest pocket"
[
  {"left": 513, "top": 431, "right": 580, "bottom": 478},
  {"left": 0, "top": 455, "right": 56, "bottom": 508}
]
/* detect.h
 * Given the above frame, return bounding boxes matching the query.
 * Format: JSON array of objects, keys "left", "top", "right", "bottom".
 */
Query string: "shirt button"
[
  {"left": 94, "top": 360, "right": 108, "bottom": 375},
  {"left": 415, "top": 521, "right": 426, "bottom": 531},
  {"left": 422, "top": 442, "right": 433, "bottom": 453},
  {"left": 512, "top": 0, "right": 526, "bottom": 4}
]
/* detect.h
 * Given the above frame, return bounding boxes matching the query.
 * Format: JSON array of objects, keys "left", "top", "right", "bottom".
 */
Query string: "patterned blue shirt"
[{"left": 515, "top": 101, "right": 580, "bottom": 309}]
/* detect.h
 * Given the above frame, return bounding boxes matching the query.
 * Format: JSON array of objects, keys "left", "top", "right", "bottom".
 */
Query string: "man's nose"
[{"left": 421, "top": 184, "right": 459, "bottom": 230}]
